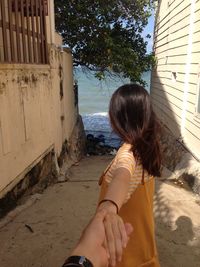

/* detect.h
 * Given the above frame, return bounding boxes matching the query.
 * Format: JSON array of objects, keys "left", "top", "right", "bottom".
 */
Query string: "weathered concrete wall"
[
  {"left": 0, "top": 149, "right": 57, "bottom": 218},
  {"left": 0, "top": 45, "right": 84, "bottom": 200},
  {"left": 0, "top": 64, "right": 52, "bottom": 197},
  {"left": 0, "top": 1, "right": 86, "bottom": 216}
]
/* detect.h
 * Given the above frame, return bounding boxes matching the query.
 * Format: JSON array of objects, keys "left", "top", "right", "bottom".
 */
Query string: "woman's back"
[
  {"left": 98, "top": 84, "right": 161, "bottom": 266},
  {"left": 99, "top": 143, "right": 160, "bottom": 266}
]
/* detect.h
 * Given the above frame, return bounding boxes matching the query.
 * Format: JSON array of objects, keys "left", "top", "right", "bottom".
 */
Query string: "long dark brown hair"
[{"left": 109, "top": 84, "right": 162, "bottom": 177}]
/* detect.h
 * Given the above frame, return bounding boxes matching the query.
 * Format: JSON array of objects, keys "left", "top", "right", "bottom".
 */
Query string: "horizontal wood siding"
[{"left": 151, "top": 0, "right": 200, "bottom": 157}]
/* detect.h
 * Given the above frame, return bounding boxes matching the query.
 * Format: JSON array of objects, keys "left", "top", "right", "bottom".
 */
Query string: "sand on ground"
[{"left": 0, "top": 155, "right": 200, "bottom": 267}]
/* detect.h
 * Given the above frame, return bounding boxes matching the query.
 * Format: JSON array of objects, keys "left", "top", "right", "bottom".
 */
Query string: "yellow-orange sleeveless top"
[
  {"left": 102, "top": 143, "right": 151, "bottom": 203},
  {"left": 99, "top": 144, "right": 160, "bottom": 267}
]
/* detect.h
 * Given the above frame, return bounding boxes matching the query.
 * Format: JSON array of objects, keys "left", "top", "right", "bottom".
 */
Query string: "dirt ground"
[{"left": 0, "top": 155, "right": 200, "bottom": 267}]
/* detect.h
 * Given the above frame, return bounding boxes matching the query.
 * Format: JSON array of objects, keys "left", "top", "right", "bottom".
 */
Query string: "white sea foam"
[
  {"left": 82, "top": 113, "right": 121, "bottom": 148},
  {"left": 78, "top": 70, "right": 151, "bottom": 148},
  {"left": 92, "top": 112, "right": 108, "bottom": 116}
]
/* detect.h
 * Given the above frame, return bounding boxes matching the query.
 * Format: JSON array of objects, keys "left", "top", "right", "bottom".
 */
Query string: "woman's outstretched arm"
[{"left": 98, "top": 167, "right": 132, "bottom": 266}]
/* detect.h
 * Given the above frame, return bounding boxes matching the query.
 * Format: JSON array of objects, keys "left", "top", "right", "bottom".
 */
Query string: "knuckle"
[
  {"left": 117, "top": 246, "right": 122, "bottom": 256},
  {"left": 115, "top": 231, "right": 121, "bottom": 240},
  {"left": 109, "top": 248, "right": 115, "bottom": 257}
]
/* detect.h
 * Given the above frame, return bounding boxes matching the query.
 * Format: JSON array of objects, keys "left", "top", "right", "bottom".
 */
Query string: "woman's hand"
[{"left": 103, "top": 212, "right": 133, "bottom": 267}]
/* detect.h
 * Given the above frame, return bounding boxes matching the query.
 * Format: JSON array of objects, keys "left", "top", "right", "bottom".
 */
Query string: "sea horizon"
[
  {"left": 75, "top": 69, "right": 151, "bottom": 148},
  {"left": 74, "top": 69, "right": 151, "bottom": 115}
]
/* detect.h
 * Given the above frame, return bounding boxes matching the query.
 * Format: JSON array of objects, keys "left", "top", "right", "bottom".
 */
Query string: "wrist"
[
  {"left": 63, "top": 255, "right": 93, "bottom": 267},
  {"left": 70, "top": 245, "right": 94, "bottom": 266},
  {"left": 98, "top": 199, "right": 119, "bottom": 214}
]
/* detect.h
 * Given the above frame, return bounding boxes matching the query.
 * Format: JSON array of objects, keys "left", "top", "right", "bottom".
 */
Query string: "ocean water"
[
  {"left": 74, "top": 69, "right": 151, "bottom": 148},
  {"left": 74, "top": 69, "right": 151, "bottom": 115}
]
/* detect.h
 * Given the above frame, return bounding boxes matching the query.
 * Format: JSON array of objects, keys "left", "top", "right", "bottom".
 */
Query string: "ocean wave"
[
  {"left": 92, "top": 112, "right": 108, "bottom": 116},
  {"left": 82, "top": 113, "right": 121, "bottom": 148}
]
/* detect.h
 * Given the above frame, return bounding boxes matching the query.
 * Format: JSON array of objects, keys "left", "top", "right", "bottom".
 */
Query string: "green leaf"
[{"left": 54, "top": 0, "right": 155, "bottom": 84}]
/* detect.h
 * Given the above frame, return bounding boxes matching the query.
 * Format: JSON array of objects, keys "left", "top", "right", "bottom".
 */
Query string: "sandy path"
[{"left": 0, "top": 155, "right": 200, "bottom": 267}]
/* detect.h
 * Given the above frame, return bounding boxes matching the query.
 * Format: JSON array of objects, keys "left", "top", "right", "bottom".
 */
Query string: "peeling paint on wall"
[{"left": 0, "top": 49, "right": 79, "bottom": 200}]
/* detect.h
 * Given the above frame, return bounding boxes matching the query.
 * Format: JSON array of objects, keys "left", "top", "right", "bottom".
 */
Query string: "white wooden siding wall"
[{"left": 151, "top": 0, "right": 200, "bottom": 158}]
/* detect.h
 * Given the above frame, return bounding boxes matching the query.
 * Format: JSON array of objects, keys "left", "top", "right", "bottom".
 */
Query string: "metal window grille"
[{"left": 0, "top": 0, "right": 48, "bottom": 64}]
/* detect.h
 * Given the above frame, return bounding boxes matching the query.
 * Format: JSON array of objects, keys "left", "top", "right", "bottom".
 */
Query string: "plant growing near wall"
[{"left": 54, "top": 0, "right": 155, "bottom": 85}]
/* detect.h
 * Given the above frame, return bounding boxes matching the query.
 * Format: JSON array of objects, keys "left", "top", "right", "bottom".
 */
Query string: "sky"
[{"left": 142, "top": 15, "right": 155, "bottom": 53}]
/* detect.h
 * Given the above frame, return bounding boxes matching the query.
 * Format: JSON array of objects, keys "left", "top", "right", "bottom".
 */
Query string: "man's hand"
[
  {"left": 70, "top": 209, "right": 109, "bottom": 267},
  {"left": 70, "top": 210, "right": 133, "bottom": 267}
]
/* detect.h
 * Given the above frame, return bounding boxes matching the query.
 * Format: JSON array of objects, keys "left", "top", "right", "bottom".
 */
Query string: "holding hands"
[{"left": 98, "top": 200, "right": 133, "bottom": 267}]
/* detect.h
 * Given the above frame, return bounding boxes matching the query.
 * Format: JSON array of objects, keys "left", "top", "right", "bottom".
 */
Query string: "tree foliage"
[{"left": 54, "top": 0, "right": 155, "bottom": 84}]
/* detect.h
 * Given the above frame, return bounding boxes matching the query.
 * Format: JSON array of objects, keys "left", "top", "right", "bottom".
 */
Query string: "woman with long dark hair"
[{"left": 98, "top": 84, "right": 162, "bottom": 267}]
